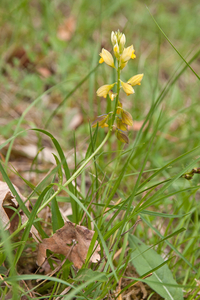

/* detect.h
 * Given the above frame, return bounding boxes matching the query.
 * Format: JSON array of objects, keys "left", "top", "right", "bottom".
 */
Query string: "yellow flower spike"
[
  {"left": 127, "top": 74, "right": 144, "bottom": 86},
  {"left": 121, "top": 110, "right": 134, "bottom": 126},
  {"left": 116, "top": 128, "right": 129, "bottom": 144},
  {"left": 120, "top": 45, "right": 136, "bottom": 69},
  {"left": 120, "top": 80, "right": 135, "bottom": 96},
  {"left": 96, "top": 83, "right": 116, "bottom": 98},
  {"left": 92, "top": 114, "right": 109, "bottom": 128},
  {"left": 108, "top": 90, "right": 117, "bottom": 101},
  {"left": 99, "top": 48, "right": 115, "bottom": 68}
]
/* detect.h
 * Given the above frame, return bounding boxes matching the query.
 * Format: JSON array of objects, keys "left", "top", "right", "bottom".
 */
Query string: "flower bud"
[
  {"left": 119, "top": 34, "right": 126, "bottom": 53},
  {"left": 120, "top": 34, "right": 126, "bottom": 48},
  {"left": 111, "top": 31, "right": 117, "bottom": 46}
]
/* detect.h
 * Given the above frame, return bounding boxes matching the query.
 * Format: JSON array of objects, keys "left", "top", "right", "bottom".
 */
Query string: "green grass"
[{"left": 0, "top": 0, "right": 200, "bottom": 299}]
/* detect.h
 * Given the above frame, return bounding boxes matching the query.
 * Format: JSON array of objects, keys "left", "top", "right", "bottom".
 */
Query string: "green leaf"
[
  {"left": 51, "top": 194, "right": 65, "bottom": 233},
  {"left": 129, "top": 234, "right": 183, "bottom": 300},
  {"left": 140, "top": 210, "right": 193, "bottom": 218},
  {"left": 85, "top": 124, "right": 98, "bottom": 160},
  {"left": 74, "top": 269, "right": 108, "bottom": 282},
  {"left": 52, "top": 154, "right": 63, "bottom": 186}
]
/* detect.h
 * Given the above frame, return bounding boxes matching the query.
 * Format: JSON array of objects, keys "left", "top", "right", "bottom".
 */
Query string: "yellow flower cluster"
[{"left": 93, "top": 30, "right": 143, "bottom": 143}]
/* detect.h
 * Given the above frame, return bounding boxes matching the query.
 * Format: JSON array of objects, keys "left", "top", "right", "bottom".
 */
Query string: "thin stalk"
[{"left": 112, "top": 61, "right": 120, "bottom": 124}]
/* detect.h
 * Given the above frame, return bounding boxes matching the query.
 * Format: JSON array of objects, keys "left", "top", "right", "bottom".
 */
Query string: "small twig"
[
  {"left": 36, "top": 239, "right": 77, "bottom": 285},
  {"left": 54, "top": 286, "right": 73, "bottom": 300},
  {"left": 0, "top": 274, "right": 11, "bottom": 288},
  {"left": 20, "top": 275, "right": 36, "bottom": 298},
  {"left": 121, "top": 218, "right": 142, "bottom": 236}
]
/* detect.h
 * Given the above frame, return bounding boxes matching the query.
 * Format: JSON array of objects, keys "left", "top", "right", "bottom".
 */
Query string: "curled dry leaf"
[
  {"left": 37, "top": 221, "right": 100, "bottom": 269},
  {"left": 0, "top": 181, "right": 26, "bottom": 232}
]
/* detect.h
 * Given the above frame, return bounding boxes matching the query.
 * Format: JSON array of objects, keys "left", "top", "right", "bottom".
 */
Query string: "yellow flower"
[
  {"left": 108, "top": 90, "right": 117, "bottom": 101},
  {"left": 120, "top": 45, "right": 136, "bottom": 69},
  {"left": 116, "top": 129, "right": 129, "bottom": 144},
  {"left": 113, "top": 43, "right": 120, "bottom": 59},
  {"left": 116, "top": 117, "right": 128, "bottom": 131},
  {"left": 120, "top": 80, "right": 135, "bottom": 96},
  {"left": 116, "top": 101, "right": 123, "bottom": 114},
  {"left": 121, "top": 110, "right": 134, "bottom": 126},
  {"left": 99, "top": 48, "right": 115, "bottom": 68},
  {"left": 92, "top": 114, "right": 109, "bottom": 128},
  {"left": 127, "top": 74, "right": 144, "bottom": 86},
  {"left": 96, "top": 83, "right": 116, "bottom": 98}
]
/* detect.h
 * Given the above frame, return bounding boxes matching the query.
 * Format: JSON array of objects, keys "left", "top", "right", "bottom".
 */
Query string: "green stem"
[{"left": 112, "top": 61, "right": 120, "bottom": 124}]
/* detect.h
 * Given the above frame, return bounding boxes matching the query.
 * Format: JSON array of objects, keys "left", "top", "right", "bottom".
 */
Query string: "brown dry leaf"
[
  {"left": 0, "top": 181, "right": 26, "bottom": 232},
  {"left": 37, "top": 221, "right": 100, "bottom": 269},
  {"left": 57, "top": 16, "right": 76, "bottom": 41},
  {"left": 5, "top": 46, "right": 32, "bottom": 68}
]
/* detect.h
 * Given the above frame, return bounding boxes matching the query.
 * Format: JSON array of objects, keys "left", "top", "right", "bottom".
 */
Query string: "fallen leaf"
[
  {"left": 37, "top": 221, "right": 100, "bottom": 269},
  {"left": 5, "top": 46, "right": 32, "bottom": 68},
  {"left": 57, "top": 16, "right": 76, "bottom": 41},
  {"left": 0, "top": 181, "right": 26, "bottom": 232}
]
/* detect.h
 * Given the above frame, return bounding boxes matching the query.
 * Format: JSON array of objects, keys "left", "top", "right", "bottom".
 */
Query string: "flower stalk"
[{"left": 94, "top": 30, "right": 144, "bottom": 143}]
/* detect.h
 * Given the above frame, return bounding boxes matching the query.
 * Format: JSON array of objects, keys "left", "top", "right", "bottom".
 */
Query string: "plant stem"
[{"left": 112, "top": 61, "right": 120, "bottom": 124}]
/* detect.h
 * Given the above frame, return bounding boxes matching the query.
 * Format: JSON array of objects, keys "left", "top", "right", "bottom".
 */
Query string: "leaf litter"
[
  {"left": 37, "top": 221, "right": 100, "bottom": 269},
  {"left": 0, "top": 180, "right": 27, "bottom": 232}
]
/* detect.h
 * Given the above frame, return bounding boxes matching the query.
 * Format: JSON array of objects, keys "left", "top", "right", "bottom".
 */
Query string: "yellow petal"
[
  {"left": 99, "top": 48, "right": 115, "bottom": 68},
  {"left": 120, "top": 45, "right": 136, "bottom": 69},
  {"left": 99, "top": 57, "right": 104, "bottom": 64},
  {"left": 116, "top": 129, "right": 129, "bottom": 144},
  {"left": 108, "top": 90, "right": 117, "bottom": 101},
  {"left": 96, "top": 83, "right": 115, "bottom": 98},
  {"left": 92, "top": 114, "right": 109, "bottom": 128},
  {"left": 121, "top": 110, "right": 134, "bottom": 126},
  {"left": 120, "top": 80, "right": 135, "bottom": 96},
  {"left": 116, "top": 101, "right": 123, "bottom": 114},
  {"left": 127, "top": 74, "right": 144, "bottom": 86},
  {"left": 116, "top": 117, "right": 128, "bottom": 131}
]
